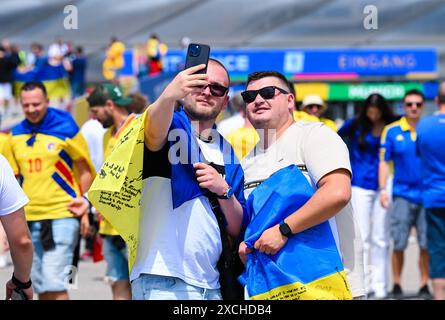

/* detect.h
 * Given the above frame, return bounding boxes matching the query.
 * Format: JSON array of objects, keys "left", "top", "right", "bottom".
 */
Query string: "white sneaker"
[{"left": 374, "top": 289, "right": 388, "bottom": 299}]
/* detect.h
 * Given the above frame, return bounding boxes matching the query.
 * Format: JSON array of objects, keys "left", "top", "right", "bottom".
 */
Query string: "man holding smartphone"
[{"left": 130, "top": 58, "right": 247, "bottom": 300}]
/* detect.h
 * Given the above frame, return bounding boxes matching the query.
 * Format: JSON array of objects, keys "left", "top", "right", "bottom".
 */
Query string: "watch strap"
[{"left": 11, "top": 273, "right": 32, "bottom": 290}]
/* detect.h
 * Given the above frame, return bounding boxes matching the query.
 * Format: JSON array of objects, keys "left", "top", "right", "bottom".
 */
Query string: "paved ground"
[
  {"left": 0, "top": 251, "right": 112, "bottom": 300},
  {"left": 0, "top": 111, "right": 432, "bottom": 300},
  {"left": 0, "top": 236, "right": 430, "bottom": 300}
]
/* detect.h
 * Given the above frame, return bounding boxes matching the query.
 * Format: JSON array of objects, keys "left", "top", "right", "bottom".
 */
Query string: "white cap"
[{"left": 301, "top": 95, "right": 326, "bottom": 112}]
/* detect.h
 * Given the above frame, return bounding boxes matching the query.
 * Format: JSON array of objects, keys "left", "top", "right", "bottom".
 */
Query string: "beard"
[
  {"left": 183, "top": 100, "right": 222, "bottom": 121},
  {"left": 100, "top": 115, "right": 114, "bottom": 129}
]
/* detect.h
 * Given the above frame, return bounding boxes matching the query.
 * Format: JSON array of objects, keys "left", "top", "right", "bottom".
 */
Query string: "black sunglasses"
[
  {"left": 405, "top": 102, "right": 423, "bottom": 108},
  {"left": 241, "top": 86, "right": 289, "bottom": 104},
  {"left": 196, "top": 83, "right": 228, "bottom": 97}
]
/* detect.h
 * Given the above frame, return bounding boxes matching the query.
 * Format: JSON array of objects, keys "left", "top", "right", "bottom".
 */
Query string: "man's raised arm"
[{"left": 144, "top": 64, "right": 208, "bottom": 151}]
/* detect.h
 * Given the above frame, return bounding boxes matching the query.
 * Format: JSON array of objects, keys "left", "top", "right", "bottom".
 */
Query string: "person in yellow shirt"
[
  {"left": 6, "top": 81, "right": 95, "bottom": 300},
  {"left": 225, "top": 93, "right": 259, "bottom": 160},
  {"left": 0, "top": 132, "right": 10, "bottom": 155},
  {"left": 301, "top": 95, "right": 338, "bottom": 131},
  {"left": 146, "top": 34, "right": 168, "bottom": 76},
  {"left": 103, "top": 37, "right": 126, "bottom": 83},
  {"left": 87, "top": 83, "right": 133, "bottom": 300}
]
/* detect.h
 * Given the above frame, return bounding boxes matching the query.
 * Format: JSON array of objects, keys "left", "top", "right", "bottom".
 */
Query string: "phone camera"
[{"left": 189, "top": 44, "right": 201, "bottom": 57}]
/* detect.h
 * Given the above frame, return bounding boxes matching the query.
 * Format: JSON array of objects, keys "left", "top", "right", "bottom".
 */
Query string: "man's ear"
[
  {"left": 105, "top": 99, "right": 114, "bottom": 110},
  {"left": 288, "top": 93, "right": 295, "bottom": 112},
  {"left": 221, "top": 95, "right": 229, "bottom": 112}
]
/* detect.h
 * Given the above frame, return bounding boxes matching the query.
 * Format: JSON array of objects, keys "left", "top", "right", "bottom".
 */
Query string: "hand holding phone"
[{"left": 184, "top": 43, "right": 210, "bottom": 74}]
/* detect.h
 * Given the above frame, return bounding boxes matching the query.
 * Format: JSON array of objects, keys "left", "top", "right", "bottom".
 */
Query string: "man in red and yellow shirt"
[{"left": 6, "top": 81, "right": 95, "bottom": 300}]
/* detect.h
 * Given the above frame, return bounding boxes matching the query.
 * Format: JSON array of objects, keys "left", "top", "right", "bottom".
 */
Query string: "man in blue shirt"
[
  {"left": 379, "top": 89, "right": 431, "bottom": 299},
  {"left": 417, "top": 82, "right": 445, "bottom": 300}
]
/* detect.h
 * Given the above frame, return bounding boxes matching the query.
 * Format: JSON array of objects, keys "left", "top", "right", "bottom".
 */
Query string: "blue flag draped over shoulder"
[
  {"left": 89, "top": 108, "right": 248, "bottom": 271},
  {"left": 240, "top": 165, "right": 352, "bottom": 300},
  {"left": 11, "top": 107, "right": 96, "bottom": 192},
  {"left": 12, "top": 107, "right": 78, "bottom": 143},
  {"left": 168, "top": 107, "right": 246, "bottom": 213}
]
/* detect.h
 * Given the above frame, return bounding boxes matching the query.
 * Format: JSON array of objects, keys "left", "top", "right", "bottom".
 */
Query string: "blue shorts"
[
  {"left": 102, "top": 235, "right": 129, "bottom": 283},
  {"left": 30, "top": 218, "right": 79, "bottom": 294},
  {"left": 131, "top": 274, "right": 222, "bottom": 300},
  {"left": 426, "top": 208, "right": 445, "bottom": 278},
  {"left": 389, "top": 197, "right": 427, "bottom": 250}
]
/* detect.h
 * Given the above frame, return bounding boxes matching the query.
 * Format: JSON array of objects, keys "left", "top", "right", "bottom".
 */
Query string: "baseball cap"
[
  {"left": 301, "top": 95, "right": 326, "bottom": 112},
  {"left": 87, "top": 83, "right": 132, "bottom": 107}
]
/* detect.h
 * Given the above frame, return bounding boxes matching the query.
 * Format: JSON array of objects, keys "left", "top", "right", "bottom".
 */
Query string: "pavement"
[
  {"left": 1, "top": 103, "right": 26, "bottom": 135},
  {"left": 0, "top": 246, "right": 112, "bottom": 300},
  {"left": 0, "top": 236, "right": 431, "bottom": 300},
  {"left": 0, "top": 108, "right": 433, "bottom": 300}
]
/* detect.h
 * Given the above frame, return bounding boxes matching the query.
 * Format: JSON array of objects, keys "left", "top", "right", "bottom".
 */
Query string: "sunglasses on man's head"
[
  {"left": 405, "top": 102, "right": 423, "bottom": 108},
  {"left": 195, "top": 83, "right": 228, "bottom": 97},
  {"left": 241, "top": 86, "right": 289, "bottom": 104}
]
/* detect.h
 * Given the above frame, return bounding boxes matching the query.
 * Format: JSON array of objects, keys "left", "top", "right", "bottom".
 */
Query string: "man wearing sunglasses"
[
  {"left": 131, "top": 59, "right": 246, "bottom": 300},
  {"left": 379, "top": 89, "right": 431, "bottom": 299},
  {"left": 238, "top": 71, "right": 365, "bottom": 299},
  {"left": 417, "top": 82, "right": 445, "bottom": 300}
]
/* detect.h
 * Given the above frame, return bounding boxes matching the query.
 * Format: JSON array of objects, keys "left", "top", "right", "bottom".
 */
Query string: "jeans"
[
  {"left": 30, "top": 218, "right": 79, "bottom": 294},
  {"left": 131, "top": 274, "right": 222, "bottom": 300}
]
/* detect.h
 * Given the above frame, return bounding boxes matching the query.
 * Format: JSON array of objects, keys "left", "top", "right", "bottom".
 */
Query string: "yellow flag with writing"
[{"left": 88, "top": 112, "right": 146, "bottom": 271}]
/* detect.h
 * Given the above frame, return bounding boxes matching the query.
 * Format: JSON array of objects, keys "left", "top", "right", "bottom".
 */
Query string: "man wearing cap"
[
  {"left": 417, "top": 82, "right": 445, "bottom": 300},
  {"left": 87, "top": 83, "right": 134, "bottom": 300},
  {"left": 301, "top": 95, "right": 337, "bottom": 131}
]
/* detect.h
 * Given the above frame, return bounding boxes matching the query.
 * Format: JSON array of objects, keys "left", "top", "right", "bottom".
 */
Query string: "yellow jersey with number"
[
  {"left": 6, "top": 108, "right": 94, "bottom": 221},
  {"left": 7, "top": 132, "right": 92, "bottom": 221}
]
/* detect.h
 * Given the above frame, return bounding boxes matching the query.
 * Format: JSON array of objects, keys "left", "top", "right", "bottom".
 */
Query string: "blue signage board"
[{"left": 162, "top": 48, "right": 437, "bottom": 80}]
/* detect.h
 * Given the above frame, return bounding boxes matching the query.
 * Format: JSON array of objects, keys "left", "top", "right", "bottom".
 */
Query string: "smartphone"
[{"left": 184, "top": 43, "right": 210, "bottom": 74}]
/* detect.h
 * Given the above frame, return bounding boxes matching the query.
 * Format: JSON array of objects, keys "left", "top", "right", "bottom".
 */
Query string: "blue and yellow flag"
[
  {"left": 11, "top": 107, "right": 96, "bottom": 188},
  {"left": 240, "top": 165, "right": 352, "bottom": 300},
  {"left": 14, "top": 63, "right": 70, "bottom": 100}
]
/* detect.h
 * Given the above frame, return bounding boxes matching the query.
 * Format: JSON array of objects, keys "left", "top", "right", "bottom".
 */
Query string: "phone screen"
[{"left": 184, "top": 43, "right": 210, "bottom": 74}]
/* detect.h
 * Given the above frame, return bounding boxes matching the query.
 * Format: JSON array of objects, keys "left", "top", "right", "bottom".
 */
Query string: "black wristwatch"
[
  {"left": 279, "top": 221, "right": 293, "bottom": 238},
  {"left": 216, "top": 186, "right": 234, "bottom": 200},
  {"left": 11, "top": 273, "right": 32, "bottom": 289}
]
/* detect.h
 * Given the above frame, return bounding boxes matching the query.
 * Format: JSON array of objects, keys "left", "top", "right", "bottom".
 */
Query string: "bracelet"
[
  {"left": 83, "top": 195, "right": 92, "bottom": 213},
  {"left": 11, "top": 273, "right": 32, "bottom": 289}
]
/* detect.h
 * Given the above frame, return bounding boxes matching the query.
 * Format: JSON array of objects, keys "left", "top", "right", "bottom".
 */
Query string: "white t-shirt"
[
  {"left": 130, "top": 137, "right": 225, "bottom": 289},
  {"left": 81, "top": 119, "right": 107, "bottom": 172},
  {"left": 0, "top": 155, "right": 29, "bottom": 216},
  {"left": 217, "top": 113, "right": 244, "bottom": 138},
  {"left": 241, "top": 121, "right": 365, "bottom": 298}
]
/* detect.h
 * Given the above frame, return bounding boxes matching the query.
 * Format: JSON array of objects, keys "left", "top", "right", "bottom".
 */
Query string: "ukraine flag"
[
  {"left": 14, "top": 63, "right": 71, "bottom": 100},
  {"left": 240, "top": 165, "right": 352, "bottom": 300}
]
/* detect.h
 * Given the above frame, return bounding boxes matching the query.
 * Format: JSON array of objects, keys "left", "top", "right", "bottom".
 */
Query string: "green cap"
[{"left": 87, "top": 83, "right": 132, "bottom": 107}]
